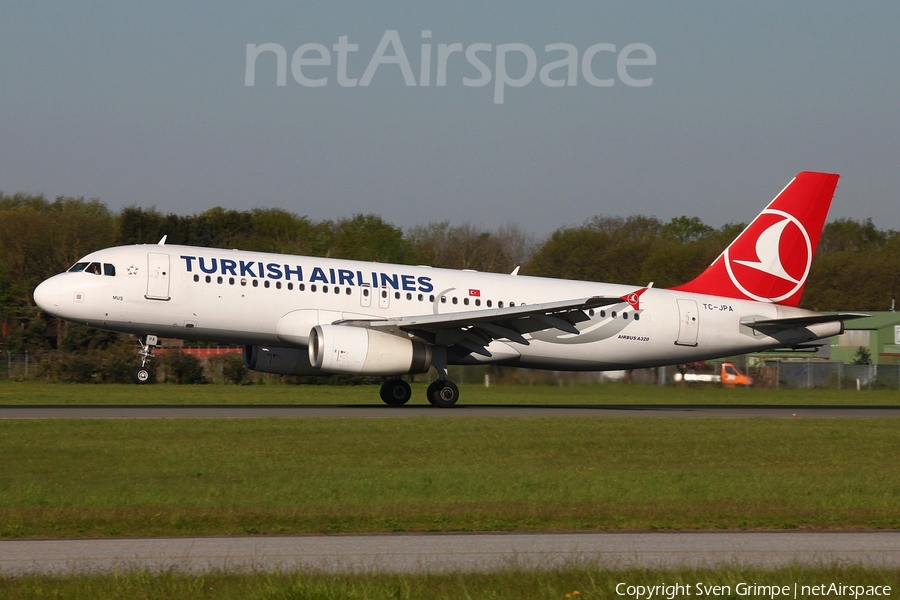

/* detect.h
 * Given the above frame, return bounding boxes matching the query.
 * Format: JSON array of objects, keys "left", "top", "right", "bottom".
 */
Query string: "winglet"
[{"left": 621, "top": 287, "right": 649, "bottom": 311}]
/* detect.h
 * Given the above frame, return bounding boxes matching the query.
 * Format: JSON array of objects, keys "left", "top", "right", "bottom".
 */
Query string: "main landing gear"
[
  {"left": 378, "top": 377, "right": 460, "bottom": 408},
  {"left": 426, "top": 379, "right": 459, "bottom": 408},
  {"left": 379, "top": 378, "right": 412, "bottom": 406},
  {"left": 379, "top": 354, "right": 461, "bottom": 408},
  {"left": 130, "top": 334, "right": 158, "bottom": 384},
  {"left": 425, "top": 356, "right": 459, "bottom": 407}
]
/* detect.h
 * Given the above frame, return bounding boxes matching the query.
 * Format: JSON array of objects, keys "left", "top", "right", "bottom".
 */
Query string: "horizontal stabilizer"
[{"left": 742, "top": 313, "right": 868, "bottom": 330}]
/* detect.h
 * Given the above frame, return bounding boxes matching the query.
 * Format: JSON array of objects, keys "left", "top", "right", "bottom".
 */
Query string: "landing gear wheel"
[
  {"left": 131, "top": 366, "right": 151, "bottom": 384},
  {"left": 427, "top": 380, "right": 459, "bottom": 408},
  {"left": 380, "top": 378, "right": 412, "bottom": 406}
]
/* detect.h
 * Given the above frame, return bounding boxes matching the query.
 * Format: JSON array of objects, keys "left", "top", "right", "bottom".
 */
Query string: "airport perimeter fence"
[
  {"left": 3, "top": 348, "right": 899, "bottom": 390},
  {"left": 755, "top": 360, "right": 900, "bottom": 390},
  {"left": 2, "top": 352, "right": 30, "bottom": 380}
]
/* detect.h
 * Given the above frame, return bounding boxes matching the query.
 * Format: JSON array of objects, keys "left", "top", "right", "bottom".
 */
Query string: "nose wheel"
[{"left": 130, "top": 366, "right": 152, "bottom": 384}]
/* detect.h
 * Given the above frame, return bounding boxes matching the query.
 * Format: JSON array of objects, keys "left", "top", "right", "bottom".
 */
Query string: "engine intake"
[{"left": 309, "top": 324, "right": 431, "bottom": 375}]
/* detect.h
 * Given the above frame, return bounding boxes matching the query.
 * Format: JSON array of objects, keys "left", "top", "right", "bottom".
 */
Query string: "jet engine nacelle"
[
  {"left": 309, "top": 324, "right": 432, "bottom": 375},
  {"left": 243, "top": 344, "right": 322, "bottom": 376}
]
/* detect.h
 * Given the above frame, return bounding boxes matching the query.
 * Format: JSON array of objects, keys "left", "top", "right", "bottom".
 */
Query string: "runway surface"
[
  {"left": 2, "top": 404, "right": 900, "bottom": 419},
  {"left": 3, "top": 531, "right": 899, "bottom": 575}
]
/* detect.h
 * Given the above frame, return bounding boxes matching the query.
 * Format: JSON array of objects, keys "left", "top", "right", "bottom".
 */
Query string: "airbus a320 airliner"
[{"left": 34, "top": 172, "right": 860, "bottom": 407}]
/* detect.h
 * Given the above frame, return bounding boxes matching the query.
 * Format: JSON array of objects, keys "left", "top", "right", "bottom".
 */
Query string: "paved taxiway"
[
  {"left": 2, "top": 404, "right": 900, "bottom": 419},
  {"left": 3, "top": 532, "right": 899, "bottom": 575}
]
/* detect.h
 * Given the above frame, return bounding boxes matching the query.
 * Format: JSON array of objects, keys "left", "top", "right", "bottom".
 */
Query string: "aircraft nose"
[{"left": 34, "top": 277, "right": 61, "bottom": 316}]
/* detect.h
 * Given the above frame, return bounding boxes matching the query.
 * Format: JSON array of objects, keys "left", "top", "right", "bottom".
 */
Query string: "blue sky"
[{"left": 1, "top": 1, "right": 898, "bottom": 235}]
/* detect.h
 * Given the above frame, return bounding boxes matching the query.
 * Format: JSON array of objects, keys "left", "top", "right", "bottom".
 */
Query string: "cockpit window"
[
  {"left": 68, "top": 262, "right": 89, "bottom": 273},
  {"left": 87, "top": 262, "right": 102, "bottom": 275},
  {"left": 104, "top": 264, "right": 116, "bottom": 276}
]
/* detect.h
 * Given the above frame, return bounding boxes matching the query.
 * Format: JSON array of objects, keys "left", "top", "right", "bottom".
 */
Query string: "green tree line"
[{"left": 1, "top": 193, "right": 898, "bottom": 379}]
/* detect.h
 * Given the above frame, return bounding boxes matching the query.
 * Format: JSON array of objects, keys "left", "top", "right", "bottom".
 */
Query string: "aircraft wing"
[{"left": 335, "top": 296, "right": 622, "bottom": 357}]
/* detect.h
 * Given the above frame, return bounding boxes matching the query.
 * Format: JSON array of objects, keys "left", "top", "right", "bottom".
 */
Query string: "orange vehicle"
[{"left": 674, "top": 361, "right": 753, "bottom": 387}]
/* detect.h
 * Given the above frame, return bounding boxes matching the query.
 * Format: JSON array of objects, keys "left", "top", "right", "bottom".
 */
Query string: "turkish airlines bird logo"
[
  {"left": 620, "top": 287, "right": 649, "bottom": 310},
  {"left": 724, "top": 209, "right": 812, "bottom": 303}
]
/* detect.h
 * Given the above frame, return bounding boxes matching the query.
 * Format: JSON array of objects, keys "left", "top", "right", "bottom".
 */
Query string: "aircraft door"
[
  {"left": 146, "top": 253, "right": 171, "bottom": 301},
  {"left": 675, "top": 299, "right": 699, "bottom": 346},
  {"left": 378, "top": 286, "right": 390, "bottom": 309}
]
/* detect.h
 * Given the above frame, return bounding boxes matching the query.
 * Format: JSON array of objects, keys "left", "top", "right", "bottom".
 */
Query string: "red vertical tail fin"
[{"left": 671, "top": 171, "right": 839, "bottom": 306}]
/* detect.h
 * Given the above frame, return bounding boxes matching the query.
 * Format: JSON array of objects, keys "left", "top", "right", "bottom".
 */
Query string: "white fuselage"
[{"left": 34, "top": 244, "right": 840, "bottom": 371}]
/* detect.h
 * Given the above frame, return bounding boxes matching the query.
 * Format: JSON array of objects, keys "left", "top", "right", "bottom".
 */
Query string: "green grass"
[
  {"left": 2, "top": 418, "right": 899, "bottom": 538},
  {"left": 2, "top": 566, "right": 897, "bottom": 600},
  {"left": 1, "top": 380, "right": 898, "bottom": 405}
]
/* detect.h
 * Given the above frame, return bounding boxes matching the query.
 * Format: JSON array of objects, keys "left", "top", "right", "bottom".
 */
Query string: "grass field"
[
  {"left": 2, "top": 417, "right": 899, "bottom": 538},
  {"left": 1, "top": 380, "right": 899, "bottom": 405},
  {"left": 2, "top": 566, "right": 898, "bottom": 600}
]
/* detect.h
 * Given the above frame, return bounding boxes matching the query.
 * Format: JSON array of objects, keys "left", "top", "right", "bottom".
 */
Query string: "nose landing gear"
[{"left": 130, "top": 334, "right": 158, "bottom": 384}]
